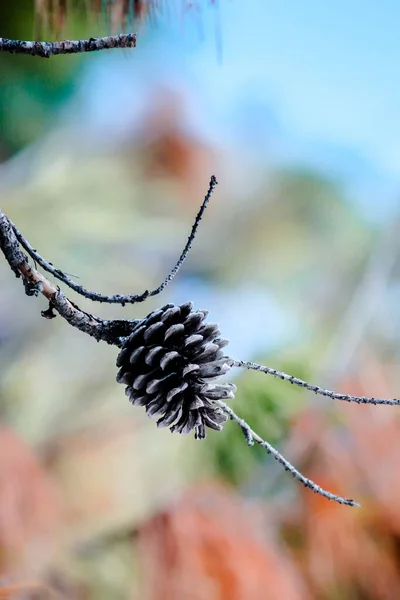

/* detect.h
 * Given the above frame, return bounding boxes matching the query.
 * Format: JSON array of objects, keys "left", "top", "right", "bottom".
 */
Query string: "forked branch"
[
  {"left": 2, "top": 172, "right": 399, "bottom": 508},
  {"left": 0, "top": 210, "right": 135, "bottom": 345},
  {"left": 1, "top": 13, "right": 399, "bottom": 510}
]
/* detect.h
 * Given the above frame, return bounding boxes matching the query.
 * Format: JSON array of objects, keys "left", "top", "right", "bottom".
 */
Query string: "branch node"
[{"left": 41, "top": 303, "right": 57, "bottom": 319}]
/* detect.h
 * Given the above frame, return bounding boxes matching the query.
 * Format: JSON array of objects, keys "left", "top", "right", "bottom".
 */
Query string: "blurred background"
[{"left": 1, "top": 1, "right": 400, "bottom": 598}]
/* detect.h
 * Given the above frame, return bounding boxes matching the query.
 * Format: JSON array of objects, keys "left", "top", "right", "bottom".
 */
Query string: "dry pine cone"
[{"left": 116, "top": 302, "right": 236, "bottom": 439}]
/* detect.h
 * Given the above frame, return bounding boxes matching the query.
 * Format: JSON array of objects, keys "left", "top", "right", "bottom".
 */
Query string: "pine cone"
[{"left": 116, "top": 302, "right": 235, "bottom": 439}]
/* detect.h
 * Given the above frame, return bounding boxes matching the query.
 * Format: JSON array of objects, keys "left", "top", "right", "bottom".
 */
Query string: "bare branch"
[
  {"left": 11, "top": 176, "right": 218, "bottom": 305},
  {"left": 0, "top": 210, "right": 135, "bottom": 345},
  {"left": 0, "top": 33, "right": 136, "bottom": 58},
  {"left": 232, "top": 359, "right": 400, "bottom": 406},
  {"left": 216, "top": 400, "right": 360, "bottom": 507}
]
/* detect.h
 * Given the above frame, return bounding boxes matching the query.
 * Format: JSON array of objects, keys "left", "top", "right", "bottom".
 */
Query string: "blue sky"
[
  {"left": 79, "top": 0, "right": 400, "bottom": 220},
  {"left": 204, "top": 0, "right": 400, "bottom": 171},
  {"left": 193, "top": 1, "right": 400, "bottom": 194}
]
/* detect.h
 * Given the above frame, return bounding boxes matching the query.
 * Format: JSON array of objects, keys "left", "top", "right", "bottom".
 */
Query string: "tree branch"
[
  {"left": 0, "top": 33, "right": 136, "bottom": 58},
  {"left": 216, "top": 400, "right": 360, "bottom": 507},
  {"left": 0, "top": 209, "right": 135, "bottom": 345},
  {"left": 10, "top": 175, "right": 218, "bottom": 304},
  {"left": 232, "top": 359, "right": 400, "bottom": 406}
]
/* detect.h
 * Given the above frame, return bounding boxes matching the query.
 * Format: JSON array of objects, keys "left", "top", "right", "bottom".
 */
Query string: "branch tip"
[
  {"left": 10, "top": 175, "right": 217, "bottom": 304},
  {"left": 216, "top": 401, "right": 360, "bottom": 508}
]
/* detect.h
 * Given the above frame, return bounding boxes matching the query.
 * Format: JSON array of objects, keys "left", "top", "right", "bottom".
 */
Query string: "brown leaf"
[
  {"left": 284, "top": 355, "right": 400, "bottom": 599},
  {"left": 137, "top": 483, "right": 308, "bottom": 600},
  {"left": 0, "top": 426, "right": 60, "bottom": 577}
]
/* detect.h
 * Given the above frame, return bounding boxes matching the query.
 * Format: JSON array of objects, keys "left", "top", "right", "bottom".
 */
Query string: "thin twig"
[
  {"left": 11, "top": 175, "right": 218, "bottom": 305},
  {"left": 0, "top": 33, "right": 136, "bottom": 58},
  {"left": 232, "top": 359, "right": 400, "bottom": 406},
  {"left": 216, "top": 400, "right": 360, "bottom": 507},
  {"left": 0, "top": 209, "right": 135, "bottom": 345}
]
